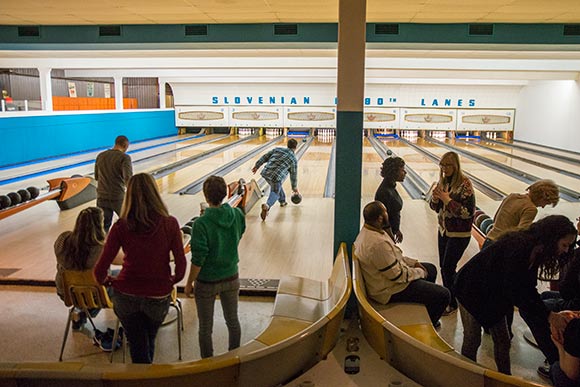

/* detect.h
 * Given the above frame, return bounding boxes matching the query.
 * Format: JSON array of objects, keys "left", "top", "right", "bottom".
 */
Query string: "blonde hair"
[
  {"left": 527, "top": 179, "right": 560, "bottom": 207},
  {"left": 121, "top": 173, "right": 169, "bottom": 231},
  {"left": 438, "top": 151, "right": 465, "bottom": 190}
]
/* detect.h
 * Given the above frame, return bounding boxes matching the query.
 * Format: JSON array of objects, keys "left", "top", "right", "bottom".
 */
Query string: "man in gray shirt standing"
[{"left": 94, "top": 135, "right": 133, "bottom": 230}]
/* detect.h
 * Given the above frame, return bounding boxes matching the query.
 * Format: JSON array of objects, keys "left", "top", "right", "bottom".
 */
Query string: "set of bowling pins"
[
  {"left": 485, "top": 132, "right": 498, "bottom": 139},
  {"left": 265, "top": 128, "right": 283, "bottom": 136},
  {"left": 429, "top": 131, "right": 447, "bottom": 139},
  {"left": 375, "top": 129, "right": 391, "bottom": 135},
  {"left": 400, "top": 130, "right": 418, "bottom": 138},
  {"left": 238, "top": 128, "right": 255, "bottom": 136},
  {"left": 317, "top": 129, "right": 335, "bottom": 138}
]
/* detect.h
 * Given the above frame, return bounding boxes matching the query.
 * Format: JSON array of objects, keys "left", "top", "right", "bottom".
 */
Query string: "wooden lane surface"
[
  {"left": 478, "top": 139, "right": 580, "bottom": 171},
  {"left": 380, "top": 138, "right": 500, "bottom": 216},
  {"left": 0, "top": 135, "right": 272, "bottom": 282},
  {"left": 450, "top": 139, "right": 580, "bottom": 192},
  {"left": 0, "top": 134, "right": 226, "bottom": 194},
  {"left": 505, "top": 139, "right": 580, "bottom": 162},
  {"left": 362, "top": 137, "right": 411, "bottom": 201}
]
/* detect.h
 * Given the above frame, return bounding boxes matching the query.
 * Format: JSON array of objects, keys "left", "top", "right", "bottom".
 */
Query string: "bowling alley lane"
[
  {"left": 448, "top": 138, "right": 580, "bottom": 192},
  {"left": 496, "top": 139, "right": 580, "bottom": 162},
  {"left": 380, "top": 137, "right": 499, "bottom": 215},
  {"left": 475, "top": 138, "right": 580, "bottom": 172}
]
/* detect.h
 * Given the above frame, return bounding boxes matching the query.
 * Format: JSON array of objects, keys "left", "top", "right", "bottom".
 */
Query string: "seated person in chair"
[{"left": 354, "top": 201, "right": 450, "bottom": 327}]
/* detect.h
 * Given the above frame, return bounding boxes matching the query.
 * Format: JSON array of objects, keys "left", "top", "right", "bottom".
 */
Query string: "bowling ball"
[
  {"left": 17, "top": 189, "right": 31, "bottom": 202},
  {"left": 185, "top": 220, "right": 194, "bottom": 228},
  {"left": 475, "top": 214, "right": 490, "bottom": 229},
  {"left": 386, "top": 150, "right": 393, "bottom": 156},
  {"left": 0, "top": 195, "right": 11, "bottom": 209},
  {"left": 7, "top": 192, "right": 21, "bottom": 206},
  {"left": 291, "top": 192, "right": 302, "bottom": 204},
  {"left": 181, "top": 225, "right": 192, "bottom": 236},
  {"left": 27, "top": 186, "right": 40, "bottom": 199},
  {"left": 302, "top": 138, "right": 307, "bottom": 142},
  {"left": 484, "top": 222, "right": 495, "bottom": 235},
  {"left": 71, "top": 174, "right": 83, "bottom": 178},
  {"left": 480, "top": 218, "right": 493, "bottom": 235},
  {"left": 474, "top": 210, "right": 484, "bottom": 219}
]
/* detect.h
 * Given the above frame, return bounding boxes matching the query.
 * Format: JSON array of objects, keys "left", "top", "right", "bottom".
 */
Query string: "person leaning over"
[
  {"left": 185, "top": 176, "right": 246, "bottom": 358},
  {"left": 252, "top": 138, "right": 299, "bottom": 221},
  {"left": 483, "top": 179, "right": 560, "bottom": 249},
  {"left": 95, "top": 135, "right": 133, "bottom": 231},
  {"left": 354, "top": 201, "right": 450, "bottom": 327}
]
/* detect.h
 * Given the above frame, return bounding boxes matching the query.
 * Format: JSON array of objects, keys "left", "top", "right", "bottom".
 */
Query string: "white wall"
[{"left": 516, "top": 80, "right": 580, "bottom": 153}]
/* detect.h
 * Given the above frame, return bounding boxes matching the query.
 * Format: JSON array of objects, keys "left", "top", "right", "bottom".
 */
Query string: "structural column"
[
  {"left": 38, "top": 67, "right": 53, "bottom": 111},
  {"left": 114, "top": 76, "right": 124, "bottom": 110},
  {"left": 333, "top": 0, "right": 366, "bottom": 254}
]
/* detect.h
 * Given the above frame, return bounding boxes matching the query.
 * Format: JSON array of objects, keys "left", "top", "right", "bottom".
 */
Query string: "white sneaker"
[{"left": 260, "top": 204, "right": 269, "bottom": 221}]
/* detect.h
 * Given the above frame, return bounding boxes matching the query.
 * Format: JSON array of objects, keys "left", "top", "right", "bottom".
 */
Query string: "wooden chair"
[{"left": 58, "top": 269, "right": 122, "bottom": 362}]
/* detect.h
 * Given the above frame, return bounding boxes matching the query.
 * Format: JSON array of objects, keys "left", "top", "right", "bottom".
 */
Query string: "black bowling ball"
[
  {"left": 27, "top": 186, "right": 40, "bottom": 199},
  {"left": 291, "top": 193, "right": 302, "bottom": 204},
  {"left": 7, "top": 192, "right": 21, "bottom": 206},
  {"left": 17, "top": 189, "right": 31, "bottom": 202},
  {"left": 0, "top": 195, "right": 11, "bottom": 209}
]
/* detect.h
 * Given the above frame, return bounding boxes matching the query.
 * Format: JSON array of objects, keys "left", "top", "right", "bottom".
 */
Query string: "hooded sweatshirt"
[{"left": 191, "top": 203, "right": 245, "bottom": 282}]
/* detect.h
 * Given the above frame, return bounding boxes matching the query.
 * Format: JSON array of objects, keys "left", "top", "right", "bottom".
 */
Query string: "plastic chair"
[{"left": 58, "top": 270, "right": 123, "bottom": 362}]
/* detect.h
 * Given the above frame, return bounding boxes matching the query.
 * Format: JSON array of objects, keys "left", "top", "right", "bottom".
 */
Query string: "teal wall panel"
[{"left": 0, "top": 110, "right": 175, "bottom": 167}]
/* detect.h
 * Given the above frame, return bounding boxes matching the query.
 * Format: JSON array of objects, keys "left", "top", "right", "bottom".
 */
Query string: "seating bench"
[
  {"left": 352, "top": 247, "right": 545, "bottom": 387},
  {"left": 0, "top": 244, "right": 351, "bottom": 387}
]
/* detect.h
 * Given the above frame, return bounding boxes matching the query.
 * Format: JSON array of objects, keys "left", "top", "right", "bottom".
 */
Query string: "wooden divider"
[{"left": 0, "top": 244, "right": 351, "bottom": 387}]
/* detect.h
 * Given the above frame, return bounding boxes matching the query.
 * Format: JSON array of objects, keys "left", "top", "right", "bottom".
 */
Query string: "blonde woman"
[
  {"left": 429, "top": 151, "right": 476, "bottom": 314},
  {"left": 483, "top": 179, "right": 560, "bottom": 249},
  {"left": 94, "top": 173, "right": 186, "bottom": 364}
]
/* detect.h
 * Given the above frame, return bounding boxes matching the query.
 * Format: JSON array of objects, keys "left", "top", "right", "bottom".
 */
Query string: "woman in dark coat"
[{"left": 375, "top": 156, "right": 407, "bottom": 243}]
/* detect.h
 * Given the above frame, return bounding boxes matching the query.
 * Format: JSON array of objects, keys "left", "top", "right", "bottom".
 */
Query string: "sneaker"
[
  {"left": 433, "top": 320, "right": 442, "bottom": 329},
  {"left": 537, "top": 360, "right": 551, "bottom": 379},
  {"left": 96, "top": 328, "right": 122, "bottom": 352},
  {"left": 93, "top": 328, "right": 105, "bottom": 347},
  {"left": 260, "top": 204, "right": 269, "bottom": 221},
  {"left": 279, "top": 202, "right": 288, "bottom": 207},
  {"left": 442, "top": 305, "right": 458, "bottom": 316},
  {"left": 72, "top": 311, "right": 87, "bottom": 331}
]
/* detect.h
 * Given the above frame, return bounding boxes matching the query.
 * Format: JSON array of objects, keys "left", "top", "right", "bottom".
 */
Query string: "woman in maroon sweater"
[{"left": 94, "top": 173, "right": 186, "bottom": 364}]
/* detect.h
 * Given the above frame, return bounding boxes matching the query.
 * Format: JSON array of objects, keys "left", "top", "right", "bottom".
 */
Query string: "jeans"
[
  {"left": 519, "top": 308, "right": 559, "bottom": 364},
  {"left": 264, "top": 178, "right": 286, "bottom": 208},
  {"left": 194, "top": 278, "right": 241, "bottom": 358},
  {"left": 438, "top": 234, "right": 470, "bottom": 308},
  {"left": 112, "top": 289, "right": 170, "bottom": 364},
  {"left": 459, "top": 304, "right": 512, "bottom": 374},
  {"left": 389, "top": 263, "right": 450, "bottom": 324},
  {"left": 97, "top": 198, "right": 124, "bottom": 231},
  {"left": 551, "top": 361, "right": 580, "bottom": 387}
]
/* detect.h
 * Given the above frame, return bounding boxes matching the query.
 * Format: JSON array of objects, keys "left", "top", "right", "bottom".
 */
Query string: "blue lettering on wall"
[
  {"left": 432, "top": 99, "right": 439, "bottom": 106},
  {"left": 304, "top": 97, "right": 310, "bottom": 104},
  {"left": 469, "top": 99, "right": 475, "bottom": 107},
  {"left": 444, "top": 99, "right": 451, "bottom": 106},
  {"left": 212, "top": 97, "right": 218, "bottom": 104},
  {"left": 270, "top": 97, "right": 276, "bottom": 104},
  {"left": 281, "top": 96, "right": 285, "bottom": 104},
  {"left": 377, "top": 98, "right": 384, "bottom": 105},
  {"left": 364, "top": 98, "right": 371, "bottom": 105},
  {"left": 224, "top": 97, "right": 230, "bottom": 104},
  {"left": 246, "top": 97, "right": 253, "bottom": 104},
  {"left": 420, "top": 98, "right": 426, "bottom": 106},
  {"left": 290, "top": 97, "right": 297, "bottom": 104},
  {"left": 457, "top": 99, "right": 463, "bottom": 107},
  {"left": 258, "top": 97, "right": 264, "bottom": 104},
  {"left": 234, "top": 97, "right": 241, "bottom": 104},
  {"left": 334, "top": 97, "right": 338, "bottom": 104}
]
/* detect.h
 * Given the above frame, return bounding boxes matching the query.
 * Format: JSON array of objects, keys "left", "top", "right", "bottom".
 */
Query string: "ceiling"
[{"left": 2, "top": 0, "right": 580, "bottom": 26}]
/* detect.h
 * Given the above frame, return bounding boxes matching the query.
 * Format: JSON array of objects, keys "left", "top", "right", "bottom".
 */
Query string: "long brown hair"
[
  {"left": 438, "top": 151, "right": 465, "bottom": 190},
  {"left": 61, "top": 207, "right": 106, "bottom": 270},
  {"left": 120, "top": 173, "right": 169, "bottom": 231}
]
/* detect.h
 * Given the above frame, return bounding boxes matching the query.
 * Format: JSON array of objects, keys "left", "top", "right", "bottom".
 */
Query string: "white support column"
[
  {"left": 38, "top": 67, "right": 53, "bottom": 111},
  {"left": 114, "top": 76, "right": 123, "bottom": 110},
  {"left": 158, "top": 79, "right": 166, "bottom": 109}
]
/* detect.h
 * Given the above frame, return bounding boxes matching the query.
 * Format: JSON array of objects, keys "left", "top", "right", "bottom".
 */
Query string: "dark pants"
[
  {"left": 389, "top": 262, "right": 450, "bottom": 324},
  {"left": 97, "top": 198, "right": 124, "bottom": 231},
  {"left": 438, "top": 234, "right": 470, "bottom": 308},
  {"left": 481, "top": 238, "right": 494, "bottom": 250},
  {"left": 519, "top": 308, "right": 559, "bottom": 364},
  {"left": 112, "top": 289, "right": 170, "bottom": 364}
]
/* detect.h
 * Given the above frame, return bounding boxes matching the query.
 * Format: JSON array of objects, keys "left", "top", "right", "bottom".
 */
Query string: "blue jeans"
[
  {"left": 389, "top": 263, "right": 450, "bottom": 324},
  {"left": 265, "top": 178, "right": 285, "bottom": 208},
  {"left": 112, "top": 289, "right": 170, "bottom": 364},
  {"left": 438, "top": 234, "right": 471, "bottom": 308},
  {"left": 194, "top": 278, "right": 241, "bottom": 358}
]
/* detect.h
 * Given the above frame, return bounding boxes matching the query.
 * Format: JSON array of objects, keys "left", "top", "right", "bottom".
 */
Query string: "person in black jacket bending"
[
  {"left": 374, "top": 156, "right": 406, "bottom": 243},
  {"left": 455, "top": 215, "right": 577, "bottom": 375}
]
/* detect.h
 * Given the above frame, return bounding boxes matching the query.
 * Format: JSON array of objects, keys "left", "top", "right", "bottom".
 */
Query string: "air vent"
[
  {"left": 375, "top": 24, "right": 399, "bottom": 35},
  {"left": 469, "top": 24, "right": 493, "bottom": 36},
  {"left": 274, "top": 24, "right": 298, "bottom": 35},
  {"left": 564, "top": 24, "right": 580, "bottom": 36},
  {"left": 99, "top": 25, "right": 121, "bottom": 37},
  {"left": 185, "top": 25, "right": 208, "bottom": 36},
  {"left": 18, "top": 26, "right": 40, "bottom": 37}
]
